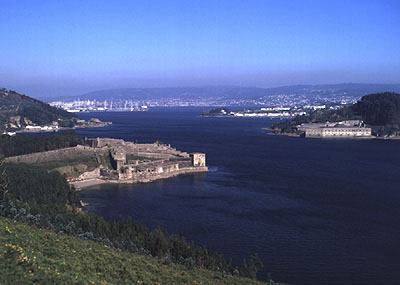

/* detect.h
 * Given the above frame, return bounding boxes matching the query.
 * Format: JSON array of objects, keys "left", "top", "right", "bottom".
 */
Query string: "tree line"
[{"left": 0, "top": 131, "right": 82, "bottom": 158}]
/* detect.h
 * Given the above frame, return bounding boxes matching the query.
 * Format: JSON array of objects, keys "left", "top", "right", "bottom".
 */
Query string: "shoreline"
[
  {"left": 269, "top": 131, "right": 400, "bottom": 140},
  {"left": 70, "top": 167, "right": 208, "bottom": 191},
  {"left": 15, "top": 123, "right": 112, "bottom": 134},
  {"left": 70, "top": 178, "right": 108, "bottom": 191}
]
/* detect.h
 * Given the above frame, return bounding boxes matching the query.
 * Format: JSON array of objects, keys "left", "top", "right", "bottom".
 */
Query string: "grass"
[
  {"left": 35, "top": 155, "right": 100, "bottom": 177},
  {"left": 0, "top": 217, "right": 263, "bottom": 284},
  {"left": 33, "top": 151, "right": 115, "bottom": 177}
]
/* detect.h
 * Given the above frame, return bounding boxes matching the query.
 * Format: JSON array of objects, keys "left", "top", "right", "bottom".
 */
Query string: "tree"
[{"left": 0, "top": 159, "right": 8, "bottom": 201}]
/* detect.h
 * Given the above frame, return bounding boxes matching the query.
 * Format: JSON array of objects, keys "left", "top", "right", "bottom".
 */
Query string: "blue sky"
[{"left": 0, "top": 0, "right": 399, "bottom": 97}]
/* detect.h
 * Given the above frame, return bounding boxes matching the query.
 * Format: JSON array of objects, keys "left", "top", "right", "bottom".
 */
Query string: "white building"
[{"left": 298, "top": 121, "right": 372, "bottom": 138}]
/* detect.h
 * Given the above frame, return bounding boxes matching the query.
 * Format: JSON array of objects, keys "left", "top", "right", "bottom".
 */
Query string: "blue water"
[{"left": 76, "top": 108, "right": 400, "bottom": 285}]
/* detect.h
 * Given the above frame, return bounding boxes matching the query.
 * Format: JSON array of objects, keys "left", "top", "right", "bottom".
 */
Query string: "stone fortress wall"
[
  {"left": 6, "top": 137, "right": 208, "bottom": 185},
  {"left": 5, "top": 145, "right": 100, "bottom": 164},
  {"left": 87, "top": 138, "right": 207, "bottom": 183}
]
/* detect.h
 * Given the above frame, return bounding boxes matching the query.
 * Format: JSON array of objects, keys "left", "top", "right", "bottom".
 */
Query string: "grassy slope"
[
  {"left": 34, "top": 152, "right": 113, "bottom": 177},
  {"left": 35, "top": 155, "right": 100, "bottom": 177},
  {"left": 0, "top": 217, "right": 262, "bottom": 284}
]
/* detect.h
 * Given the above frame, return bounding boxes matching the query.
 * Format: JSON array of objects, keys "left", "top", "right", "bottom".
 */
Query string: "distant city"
[
  {"left": 47, "top": 83, "right": 400, "bottom": 112},
  {"left": 50, "top": 99, "right": 149, "bottom": 113},
  {"left": 49, "top": 89, "right": 361, "bottom": 113},
  {"left": 203, "top": 104, "right": 339, "bottom": 119}
]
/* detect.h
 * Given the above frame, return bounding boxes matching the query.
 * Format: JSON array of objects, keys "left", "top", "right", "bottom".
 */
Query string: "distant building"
[
  {"left": 298, "top": 121, "right": 372, "bottom": 138},
  {"left": 25, "top": 125, "right": 42, "bottom": 130}
]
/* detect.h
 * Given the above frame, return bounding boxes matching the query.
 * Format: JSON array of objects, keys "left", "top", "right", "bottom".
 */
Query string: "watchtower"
[{"left": 191, "top": 153, "right": 206, "bottom": 167}]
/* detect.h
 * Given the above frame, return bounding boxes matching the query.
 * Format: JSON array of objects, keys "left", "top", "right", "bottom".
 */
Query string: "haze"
[{"left": 0, "top": 0, "right": 399, "bottom": 97}]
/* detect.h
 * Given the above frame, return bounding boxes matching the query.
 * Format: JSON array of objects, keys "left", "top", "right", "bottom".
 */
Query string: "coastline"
[
  {"left": 70, "top": 166, "right": 208, "bottom": 191},
  {"left": 269, "top": 131, "right": 400, "bottom": 140},
  {"left": 70, "top": 178, "right": 108, "bottom": 191},
  {"left": 15, "top": 122, "right": 112, "bottom": 134},
  {"left": 264, "top": 130, "right": 302, "bottom": 137}
]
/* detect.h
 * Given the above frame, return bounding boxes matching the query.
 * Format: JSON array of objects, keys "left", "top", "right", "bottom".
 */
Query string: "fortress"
[{"left": 6, "top": 138, "right": 208, "bottom": 188}]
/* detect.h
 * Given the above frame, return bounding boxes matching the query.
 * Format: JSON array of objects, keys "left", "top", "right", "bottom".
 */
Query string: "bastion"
[{"left": 6, "top": 137, "right": 208, "bottom": 189}]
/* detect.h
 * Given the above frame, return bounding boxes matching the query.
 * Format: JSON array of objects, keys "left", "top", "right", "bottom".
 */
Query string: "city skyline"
[{"left": 0, "top": 0, "right": 399, "bottom": 97}]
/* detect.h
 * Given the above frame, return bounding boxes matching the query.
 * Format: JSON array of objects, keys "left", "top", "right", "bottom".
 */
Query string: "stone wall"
[
  {"left": 76, "top": 167, "right": 100, "bottom": 181},
  {"left": 115, "top": 166, "right": 208, "bottom": 183},
  {"left": 5, "top": 145, "right": 102, "bottom": 164},
  {"left": 88, "top": 138, "right": 190, "bottom": 158},
  {"left": 7, "top": 137, "right": 208, "bottom": 186},
  {"left": 191, "top": 153, "right": 206, "bottom": 166}
]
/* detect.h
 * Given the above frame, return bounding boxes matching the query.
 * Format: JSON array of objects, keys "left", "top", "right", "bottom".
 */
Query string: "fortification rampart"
[
  {"left": 87, "top": 138, "right": 190, "bottom": 158},
  {"left": 5, "top": 145, "right": 104, "bottom": 164},
  {"left": 7, "top": 137, "right": 208, "bottom": 188}
]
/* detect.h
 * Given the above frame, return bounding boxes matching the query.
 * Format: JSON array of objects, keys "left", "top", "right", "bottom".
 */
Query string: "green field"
[
  {"left": 35, "top": 155, "right": 100, "bottom": 177},
  {"left": 0, "top": 217, "right": 263, "bottom": 284},
  {"left": 34, "top": 152, "right": 114, "bottom": 178}
]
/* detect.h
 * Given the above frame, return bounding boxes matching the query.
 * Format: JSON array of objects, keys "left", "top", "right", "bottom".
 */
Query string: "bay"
[{"left": 77, "top": 107, "right": 400, "bottom": 284}]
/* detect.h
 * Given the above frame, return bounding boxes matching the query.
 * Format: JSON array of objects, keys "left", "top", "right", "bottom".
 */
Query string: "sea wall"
[
  {"left": 132, "top": 166, "right": 208, "bottom": 183},
  {"left": 70, "top": 166, "right": 208, "bottom": 189}
]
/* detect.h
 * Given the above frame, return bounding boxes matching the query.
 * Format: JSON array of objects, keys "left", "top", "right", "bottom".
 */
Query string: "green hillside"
[
  {"left": 0, "top": 162, "right": 267, "bottom": 282},
  {"left": 0, "top": 216, "right": 262, "bottom": 284},
  {"left": 0, "top": 88, "right": 76, "bottom": 130}
]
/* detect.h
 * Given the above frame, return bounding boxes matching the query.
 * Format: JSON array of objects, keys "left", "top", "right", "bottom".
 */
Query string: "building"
[
  {"left": 298, "top": 121, "right": 372, "bottom": 138},
  {"left": 191, "top": 153, "right": 206, "bottom": 166},
  {"left": 84, "top": 138, "right": 208, "bottom": 182}
]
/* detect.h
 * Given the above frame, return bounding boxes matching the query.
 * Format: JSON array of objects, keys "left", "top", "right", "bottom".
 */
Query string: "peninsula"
[
  {"left": 203, "top": 107, "right": 307, "bottom": 118},
  {"left": 272, "top": 92, "right": 400, "bottom": 139},
  {"left": 5, "top": 137, "right": 208, "bottom": 189},
  {"left": 0, "top": 88, "right": 111, "bottom": 136},
  {"left": 0, "top": 135, "right": 261, "bottom": 284}
]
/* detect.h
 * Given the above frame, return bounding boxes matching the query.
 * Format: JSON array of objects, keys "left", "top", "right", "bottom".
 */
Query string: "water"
[{"left": 76, "top": 108, "right": 400, "bottom": 284}]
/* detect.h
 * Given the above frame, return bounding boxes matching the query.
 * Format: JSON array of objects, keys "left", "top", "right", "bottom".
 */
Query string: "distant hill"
[
  {"left": 43, "top": 86, "right": 269, "bottom": 101},
  {"left": 39, "top": 83, "right": 400, "bottom": 103},
  {"left": 353, "top": 92, "right": 400, "bottom": 126},
  {"left": 0, "top": 88, "right": 76, "bottom": 130}
]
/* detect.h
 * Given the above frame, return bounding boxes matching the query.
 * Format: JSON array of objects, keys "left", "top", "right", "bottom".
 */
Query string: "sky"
[{"left": 0, "top": 0, "right": 399, "bottom": 97}]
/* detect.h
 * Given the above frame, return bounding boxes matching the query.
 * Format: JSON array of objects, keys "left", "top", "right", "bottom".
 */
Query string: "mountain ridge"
[{"left": 37, "top": 83, "right": 400, "bottom": 102}]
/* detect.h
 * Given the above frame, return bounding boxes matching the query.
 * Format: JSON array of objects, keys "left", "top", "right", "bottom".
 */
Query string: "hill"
[
  {"left": 38, "top": 83, "right": 400, "bottom": 104},
  {"left": 272, "top": 92, "right": 400, "bottom": 136},
  {"left": 46, "top": 86, "right": 269, "bottom": 101},
  {"left": 352, "top": 92, "right": 400, "bottom": 126},
  {"left": 0, "top": 88, "right": 76, "bottom": 130},
  {"left": 0, "top": 161, "right": 267, "bottom": 282},
  {"left": 0, "top": 216, "right": 263, "bottom": 284}
]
